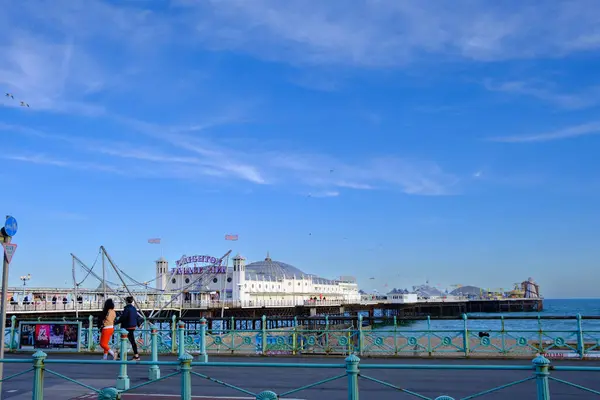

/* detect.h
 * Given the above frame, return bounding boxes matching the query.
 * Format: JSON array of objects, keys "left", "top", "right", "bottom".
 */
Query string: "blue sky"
[{"left": 2, "top": 0, "right": 600, "bottom": 298}]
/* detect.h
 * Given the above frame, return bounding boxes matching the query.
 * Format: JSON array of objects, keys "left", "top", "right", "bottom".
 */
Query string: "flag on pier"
[
  {"left": 225, "top": 234, "right": 238, "bottom": 241},
  {"left": 148, "top": 238, "right": 161, "bottom": 244}
]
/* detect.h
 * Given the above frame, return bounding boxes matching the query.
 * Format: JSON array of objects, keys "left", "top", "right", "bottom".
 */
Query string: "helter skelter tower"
[{"left": 521, "top": 277, "right": 541, "bottom": 298}]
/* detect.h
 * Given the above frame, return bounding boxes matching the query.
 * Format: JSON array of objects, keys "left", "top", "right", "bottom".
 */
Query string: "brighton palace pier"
[{"left": 4, "top": 253, "right": 543, "bottom": 321}]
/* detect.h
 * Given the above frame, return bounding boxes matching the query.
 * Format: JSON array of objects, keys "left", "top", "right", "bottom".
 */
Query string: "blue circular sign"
[{"left": 4, "top": 216, "right": 17, "bottom": 236}]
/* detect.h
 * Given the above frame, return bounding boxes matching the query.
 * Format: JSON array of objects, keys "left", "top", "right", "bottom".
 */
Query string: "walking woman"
[
  {"left": 115, "top": 296, "right": 141, "bottom": 361},
  {"left": 99, "top": 299, "right": 118, "bottom": 360}
]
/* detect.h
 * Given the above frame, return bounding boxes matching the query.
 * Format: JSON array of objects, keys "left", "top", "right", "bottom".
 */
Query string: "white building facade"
[{"left": 156, "top": 253, "right": 361, "bottom": 305}]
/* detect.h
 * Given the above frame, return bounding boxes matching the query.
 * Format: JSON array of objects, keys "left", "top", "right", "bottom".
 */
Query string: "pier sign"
[
  {"left": 3, "top": 216, "right": 17, "bottom": 237},
  {"left": 172, "top": 266, "right": 227, "bottom": 275},
  {"left": 1, "top": 243, "right": 16, "bottom": 264},
  {"left": 173, "top": 254, "right": 226, "bottom": 275},
  {"left": 175, "top": 254, "right": 224, "bottom": 267}
]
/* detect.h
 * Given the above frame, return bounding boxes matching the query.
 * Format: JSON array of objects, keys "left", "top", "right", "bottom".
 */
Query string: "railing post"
[
  {"left": 345, "top": 354, "right": 360, "bottom": 400},
  {"left": 178, "top": 321, "right": 186, "bottom": 358},
  {"left": 199, "top": 317, "right": 208, "bottom": 362},
  {"left": 171, "top": 314, "right": 177, "bottom": 354},
  {"left": 427, "top": 316, "right": 432, "bottom": 356},
  {"left": 178, "top": 352, "right": 193, "bottom": 400},
  {"left": 32, "top": 350, "right": 47, "bottom": 400},
  {"left": 325, "top": 315, "right": 330, "bottom": 353},
  {"left": 357, "top": 315, "right": 363, "bottom": 356},
  {"left": 462, "top": 314, "right": 469, "bottom": 357},
  {"left": 500, "top": 316, "right": 506, "bottom": 354},
  {"left": 393, "top": 316, "right": 398, "bottom": 355},
  {"left": 9, "top": 315, "right": 16, "bottom": 351},
  {"left": 88, "top": 315, "right": 94, "bottom": 351},
  {"left": 256, "top": 391, "right": 278, "bottom": 399},
  {"left": 576, "top": 313, "right": 585, "bottom": 358},
  {"left": 148, "top": 325, "right": 160, "bottom": 380},
  {"left": 533, "top": 355, "right": 551, "bottom": 400},
  {"left": 116, "top": 329, "right": 130, "bottom": 390},
  {"left": 261, "top": 315, "right": 267, "bottom": 356},
  {"left": 143, "top": 319, "right": 149, "bottom": 354},
  {"left": 292, "top": 316, "right": 298, "bottom": 355}
]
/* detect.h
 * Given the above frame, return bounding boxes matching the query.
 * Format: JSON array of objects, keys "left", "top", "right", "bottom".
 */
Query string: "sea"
[{"left": 378, "top": 298, "right": 600, "bottom": 333}]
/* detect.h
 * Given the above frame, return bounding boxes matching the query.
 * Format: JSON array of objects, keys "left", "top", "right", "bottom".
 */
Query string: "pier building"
[
  {"left": 160, "top": 252, "right": 361, "bottom": 306},
  {"left": 1, "top": 245, "right": 543, "bottom": 321}
]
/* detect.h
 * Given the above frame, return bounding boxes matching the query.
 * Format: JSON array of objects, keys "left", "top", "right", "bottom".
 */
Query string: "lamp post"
[{"left": 20, "top": 273, "right": 31, "bottom": 297}]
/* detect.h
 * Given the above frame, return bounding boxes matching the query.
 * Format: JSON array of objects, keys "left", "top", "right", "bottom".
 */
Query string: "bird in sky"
[
  {"left": 5, "top": 93, "right": 14, "bottom": 99},
  {"left": 20, "top": 101, "right": 29, "bottom": 107}
]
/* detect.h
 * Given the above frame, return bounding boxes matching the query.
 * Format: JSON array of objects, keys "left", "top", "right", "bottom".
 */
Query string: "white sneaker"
[{"left": 102, "top": 354, "right": 108, "bottom": 360}]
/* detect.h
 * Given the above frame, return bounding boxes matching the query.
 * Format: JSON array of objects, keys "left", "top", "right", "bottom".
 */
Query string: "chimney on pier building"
[{"left": 155, "top": 257, "right": 169, "bottom": 290}]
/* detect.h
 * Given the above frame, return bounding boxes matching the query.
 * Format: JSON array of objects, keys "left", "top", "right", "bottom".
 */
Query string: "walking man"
[{"left": 116, "top": 296, "right": 141, "bottom": 361}]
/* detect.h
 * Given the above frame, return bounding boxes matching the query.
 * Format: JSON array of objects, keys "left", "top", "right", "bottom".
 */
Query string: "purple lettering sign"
[
  {"left": 175, "top": 254, "right": 223, "bottom": 267},
  {"left": 170, "top": 267, "right": 227, "bottom": 275}
]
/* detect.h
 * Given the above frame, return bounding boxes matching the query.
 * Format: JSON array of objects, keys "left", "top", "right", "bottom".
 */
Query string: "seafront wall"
[{"left": 6, "top": 314, "right": 599, "bottom": 359}]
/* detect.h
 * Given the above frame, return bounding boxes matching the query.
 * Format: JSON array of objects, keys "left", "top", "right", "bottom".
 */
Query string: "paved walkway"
[
  {"left": 73, "top": 395, "right": 293, "bottom": 399},
  {"left": 2, "top": 354, "right": 599, "bottom": 399}
]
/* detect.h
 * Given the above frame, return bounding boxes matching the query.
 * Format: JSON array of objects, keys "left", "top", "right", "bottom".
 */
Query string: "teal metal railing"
[
  {"left": 1, "top": 328, "right": 599, "bottom": 400},
  {"left": 6, "top": 314, "right": 600, "bottom": 359}
]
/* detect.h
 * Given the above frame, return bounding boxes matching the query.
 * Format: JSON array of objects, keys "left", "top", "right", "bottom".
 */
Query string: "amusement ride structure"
[{"left": 70, "top": 246, "right": 232, "bottom": 320}]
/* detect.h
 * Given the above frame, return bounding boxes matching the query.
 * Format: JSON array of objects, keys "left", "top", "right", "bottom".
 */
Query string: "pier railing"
[
  {"left": 3, "top": 298, "right": 359, "bottom": 313},
  {"left": 1, "top": 333, "right": 599, "bottom": 400},
  {"left": 5, "top": 314, "right": 600, "bottom": 359}
]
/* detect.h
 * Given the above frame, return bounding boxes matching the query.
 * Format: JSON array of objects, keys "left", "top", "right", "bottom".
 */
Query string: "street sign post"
[
  {"left": 0, "top": 215, "right": 17, "bottom": 399},
  {"left": 1, "top": 243, "right": 16, "bottom": 264},
  {"left": 3, "top": 216, "right": 17, "bottom": 237}
]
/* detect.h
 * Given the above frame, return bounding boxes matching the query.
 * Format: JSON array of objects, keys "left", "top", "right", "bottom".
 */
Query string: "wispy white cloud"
[
  {"left": 484, "top": 80, "right": 600, "bottom": 110},
  {"left": 2, "top": 153, "right": 123, "bottom": 174},
  {"left": 5, "top": 120, "right": 460, "bottom": 195},
  {"left": 0, "top": 33, "right": 106, "bottom": 115},
  {"left": 4, "top": 0, "right": 599, "bottom": 120},
  {"left": 309, "top": 191, "right": 340, "bottom": 198},
  {"left": 488, "top": 122, "right": 600, "bottom": 143},
  {"left": 269, "top": 152, "right": 459, "bottom": 195},
  {"left": 0, "top": 0, "right": 173, "bottom": 115},
  {"left": 176, "top": 0, "right": 600, "bottom": 66}
]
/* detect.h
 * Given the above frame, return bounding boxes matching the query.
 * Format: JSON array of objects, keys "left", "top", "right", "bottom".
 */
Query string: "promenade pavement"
[{"left": 2, "top": 354, "right": 599, "bottom": 399}]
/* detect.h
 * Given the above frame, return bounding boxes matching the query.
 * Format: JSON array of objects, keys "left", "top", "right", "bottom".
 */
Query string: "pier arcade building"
[{"left": 157, "top": 253, "right": 361, "bottom": 305}]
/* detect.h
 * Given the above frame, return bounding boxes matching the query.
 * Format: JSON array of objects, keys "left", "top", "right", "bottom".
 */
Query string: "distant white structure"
[
  {"left": 386, "top": 289, "right": 418, "bottom": 304},
  {"left": 156, "top": 252, "right": 361, "bottom": 305}
]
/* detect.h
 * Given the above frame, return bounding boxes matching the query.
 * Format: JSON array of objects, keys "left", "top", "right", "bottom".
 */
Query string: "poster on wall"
[
  {"left": 19, "top": 324, "right": 35, "bottom": 350},
  {"left": 19, "top": 322, "right": 80, "bottom": 351}
]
